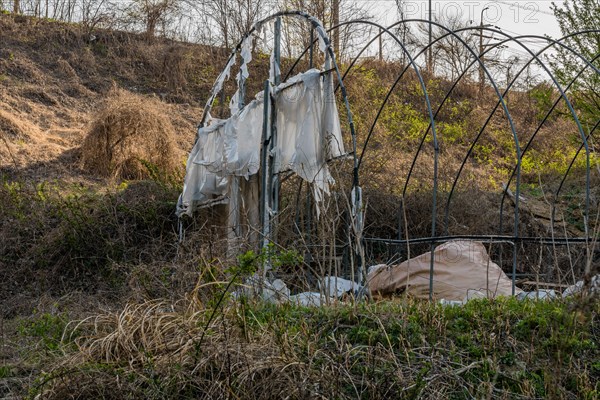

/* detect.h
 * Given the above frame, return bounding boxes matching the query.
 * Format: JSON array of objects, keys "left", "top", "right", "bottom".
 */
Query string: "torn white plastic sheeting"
[
  {"left": 269, "top": 46, "right": 280, "bottom": 84},
  {"left": 260, "top": 278, "right": 290, "bottom": 303},
  {"left": 319, "top": 276, "right": 362, "bottom": 298},
  {"left": 289, "top": 292, "right": 332, "bottom": 307},
  {"left": 323, "top": 64, "right": 343, "bottom": 159},
  {"left": 223, "top": 97, "right": 264, "bottom": 177},
  {"left": 275, "top": 69, "right": 345, "bottom": 205},
  {"left": 176, "top": 120, "right": 229, "bottom": 216},
  {"left": 230, "top": 34, "right": 254, "bottom": 115},
  {"left": 210, "top": 56, "right": 235, "bottom": 106},
  {"left": 351, "top": 186, "right": 364, "bottom": 237},
  {"left": 232, "top": 277, "right": 290, "bottom": 304},
  {"left": 517, "top": 289, "right": 557, "bottom": 300},
  {"left": 178, "top": 69, "right": 345, "bottom": 217},
  {"left": 177, "top": 96, "right": 264, "bottom": 217},
  {"left": 562, "top": 275, "right": 599, "bottom": 297}
]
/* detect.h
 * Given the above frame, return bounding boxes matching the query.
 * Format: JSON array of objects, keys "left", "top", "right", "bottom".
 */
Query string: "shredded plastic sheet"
[
  {"left": 319, "top": 276, "right": 362, "bottom": 298},
  {"left": 224, "top": 98, "right": 263, "bottom": 177},
  {"left": 304, "top": 15, "right": 328, "bottom": 53},
  {"left": 210, "top": 56, "right": 235, "bottom": 103},
  {"left": 275, "top": 69, "right": 344, "bottom": 204},
  {"left": 230, "top": 34, "right": 254, "bottom": 115},
  {"left": 323, "top": 65, "right": 343, "bottom": 158},
  {"left": 269, "top": 47, "right": 280, "bottom": 84},
  {"left": 177, "top": 119, "right": 229, "bottom": 214},
  {"left": 351, "top": 186, "right": 364, "bottom": 236},
  {"left": 177, "top": 69, "right": 345, "bottom": 218}
]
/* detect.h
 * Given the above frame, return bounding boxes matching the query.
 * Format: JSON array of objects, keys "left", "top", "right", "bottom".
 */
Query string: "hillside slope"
[{"left": 0, "top": 14, "right": 215, "bottom": 180}]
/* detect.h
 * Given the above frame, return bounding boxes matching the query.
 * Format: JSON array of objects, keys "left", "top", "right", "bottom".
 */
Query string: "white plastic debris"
[
  {"left": 230, "top": 34, "right": 254, "bottom": 115},
  {"left": 223, "top": 98, "right": 263, "bottom": 178},
  {"left": 232, "top": 277, "right": 290, "bottom": 304},
  {"left": 367, "top": 264, "right": 387, "bottom": 276},
  {"left": 177, "top": 69, "right": 345, "bottom": 218},
  {"left": 463, "top": 289, "right": 487, "bottom": 303},
  {"left": 176, "top": 121, "right": 229, "bottom": 215},
  {"left": 261, "top": 278, "right": 290, "bottom": 304},
  {"left": 319, "top": 276, "right": 362, "bottom": 298},
  {"left": 289, "top": 292, "right": 331, "bottom": 307},
  {"left": 439, "top": 299, "right": 463, "bottom": 307},
  {"left": 517, "top": 289, "right": 557, "bottom": 300},
  {"left": 562, "top": 275, "right": 599, "bottom": 298},
  {"left": 275, "top": 69, "right": 344, "bottom": 209},
  {"left": 210, "top": 55, "right": 235, "bottom": 101}
]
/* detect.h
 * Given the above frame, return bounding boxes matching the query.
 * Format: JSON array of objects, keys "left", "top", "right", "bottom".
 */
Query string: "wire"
[{"left": 491, "top": 1, "right": 556, "bottom": 16}]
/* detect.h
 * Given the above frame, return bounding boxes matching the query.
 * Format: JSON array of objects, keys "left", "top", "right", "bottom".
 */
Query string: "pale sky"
[
  {"left": 362, "top": 1, "right": 564, "bottom": 57},
  {"left": 366, "top": 1, "right": 561, "bottom": 35}
]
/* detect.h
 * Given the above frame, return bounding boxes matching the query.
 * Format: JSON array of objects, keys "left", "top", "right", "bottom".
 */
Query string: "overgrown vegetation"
[
  {"left": 0, "top": 11, "right": 598, "bottom": 400},
  {"left": 26, "top": 297, "right": 599, "bottom": 399},
  {"left": 0, "top": 178, "right": 182, "bottom": 312}
]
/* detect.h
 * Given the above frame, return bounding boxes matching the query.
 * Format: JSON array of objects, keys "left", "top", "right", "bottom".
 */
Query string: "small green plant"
[
  {"left": 18, "top": 310, "right": 69, "bottom": 353},
  {"left": 0, "top": 365, "right": 12, "bottom": 378},
  {"left": 232, "top": 243, "right": 304, "bottom": 276}
]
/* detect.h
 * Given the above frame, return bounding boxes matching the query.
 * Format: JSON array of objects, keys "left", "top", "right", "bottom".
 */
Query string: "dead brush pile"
[
  {"left": 31, "top": 294, "right": 599, "bottom": 399},
  {"left": 80, "top": 90, "right": 180, "bottom": 180}
]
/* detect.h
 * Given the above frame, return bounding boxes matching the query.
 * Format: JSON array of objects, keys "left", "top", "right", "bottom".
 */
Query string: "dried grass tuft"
[
  {"left": 40, "top": 297, "right": 324, "bottom": 399},
  {"left": 0, "top": 109, "right": 35, "bottom": 140},
  {"left": 80, "top": 89, "right": 180, "bottom": 180},
  {"left": 32, "top": 295, "right": 600, "bottom": 400}
]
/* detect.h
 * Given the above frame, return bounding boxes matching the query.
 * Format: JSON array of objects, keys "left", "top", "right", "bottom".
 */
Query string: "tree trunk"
[{"left": 332, "top": 0, "right": 340, "bottom": 58}]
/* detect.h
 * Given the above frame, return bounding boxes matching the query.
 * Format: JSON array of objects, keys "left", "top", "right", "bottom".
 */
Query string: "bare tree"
[
  {"left": 276, "top": 0, "right": 373, "bottom": 61},
  {"left": 200, "top": 0, "right": 270, "bottom": 50},
  {"left": 79, "top": 0, "right": 115, "bottom": 33},
  {"left": 120, "top": 0, "right": 180, "bottom": 39},
  {"left": 411, "top": 13, "right": 503, "bottom": 81}
]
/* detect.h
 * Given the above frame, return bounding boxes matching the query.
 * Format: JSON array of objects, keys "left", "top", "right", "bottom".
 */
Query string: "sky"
[
  {"left": 365, "top": 0, "right": 562, "bottom": 36},
  {"left": 362, "top": 0, "right": 565, "bottom": 59}
]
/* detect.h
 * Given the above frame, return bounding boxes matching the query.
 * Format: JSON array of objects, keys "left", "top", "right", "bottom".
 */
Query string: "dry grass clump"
[
  {"left": 38, "top": 297, "right": 327, "bottom": 399},
  {"left": 30, "top": 294, "right": 600, "bottom": 400},
  {"left": 0, "top": 109, "right": 35, "bottom": 140},
  {"left": 80, "top": 90, "right": 180, "bottom": 180},
  {"left": 0, "top": 109, "right": 40, "bottom": 166}
]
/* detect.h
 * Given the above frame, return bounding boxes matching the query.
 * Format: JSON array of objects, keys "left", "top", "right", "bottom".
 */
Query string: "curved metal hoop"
[{"left": 199, "top": 12, "right": 600, "bottom": 291}]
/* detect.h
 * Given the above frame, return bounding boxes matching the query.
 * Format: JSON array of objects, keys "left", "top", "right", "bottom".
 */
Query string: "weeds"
[
  {"left": 26, "top": 296, "right": 599, "bottom": 399},
  {"left": 17, "top": 310, "right": 70, "bottom": 354},
  {"left": 0, "top": 179, "right": 181, "bottom": 310}
]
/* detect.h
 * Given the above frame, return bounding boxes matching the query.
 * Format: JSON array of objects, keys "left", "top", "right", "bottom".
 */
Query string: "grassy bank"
[{"left": 18, "top": 296, "right": 598, "bottom": 399}]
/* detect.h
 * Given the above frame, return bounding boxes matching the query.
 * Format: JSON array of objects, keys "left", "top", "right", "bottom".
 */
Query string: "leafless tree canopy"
[{"left": 0, "top": 0, "right": 523, "bottom": 84}]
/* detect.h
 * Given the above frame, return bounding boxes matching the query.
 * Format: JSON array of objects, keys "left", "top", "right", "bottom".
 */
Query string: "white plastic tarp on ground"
[
  {"left": 368, "top": 240, "right": 522, "bottom": 301},
  {"left": 177, "top": 69, "right": 344, "bottom": 217}
]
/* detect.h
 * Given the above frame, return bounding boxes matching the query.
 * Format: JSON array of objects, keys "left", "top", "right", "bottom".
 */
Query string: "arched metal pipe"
[
  {"left": 501, "top": 52, "right": 600, "bottom": 234},
  {"left": 444, "top": 35, "right": 600, "bottom": 234},
  {"left": 197, "top": 10, "right": 359, "bottom": 179},
  {"left": 437, "top": 30, "right": 599, "bottom": 241},
  {"left": 282, "top": 23, "right": 599, "bottom": 246},
  {"left": 313, "top": 19, "right": 442, "bottom": 297},
  {"left": 490, "top": 32, "right": 599, "bottom": 238},
  {"left": 376, "top": 22, "right": 521, "bottom": 249},
  {"left": 552, "top": 119, "right": 600, "bottom": 233}
]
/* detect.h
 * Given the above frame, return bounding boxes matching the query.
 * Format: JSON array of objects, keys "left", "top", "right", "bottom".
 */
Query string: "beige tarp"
[{"left": 368, "top": 240, "right": 522, "bottom": 301}]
